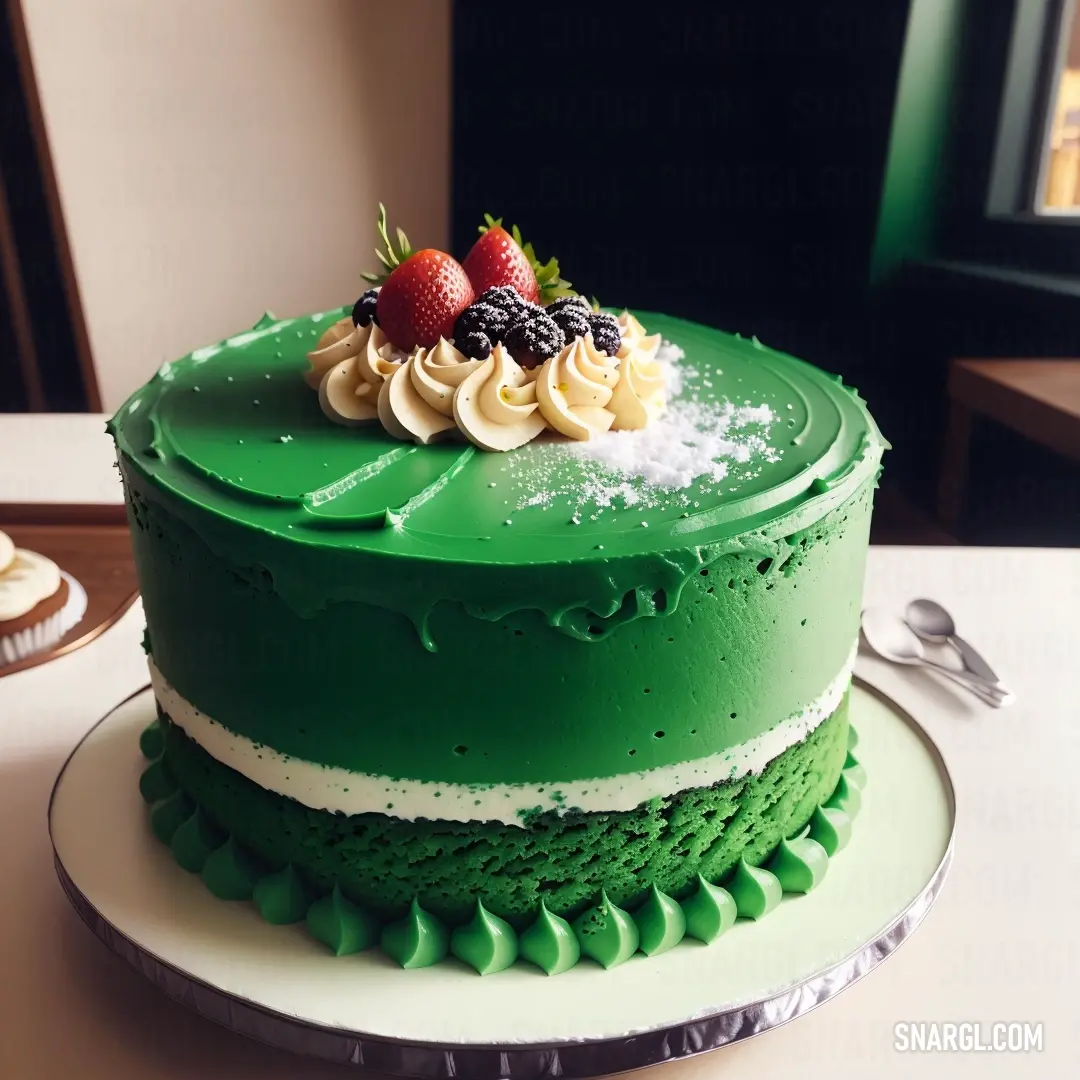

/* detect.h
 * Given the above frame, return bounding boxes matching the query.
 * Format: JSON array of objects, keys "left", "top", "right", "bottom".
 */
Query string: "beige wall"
[{"left": 21, "top": 0, "right": 450, "bottom": 411}]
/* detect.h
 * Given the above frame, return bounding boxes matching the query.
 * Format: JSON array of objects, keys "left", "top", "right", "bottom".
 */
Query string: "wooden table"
[{"left": 937, "top": 359, "right": 1080, "bottom": 532}]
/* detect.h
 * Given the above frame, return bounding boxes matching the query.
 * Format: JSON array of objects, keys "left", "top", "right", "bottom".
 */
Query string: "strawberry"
[
  {"left": 462, "top": 224, "right": 539, "bottom": 303},
  {"left": 376, "top": 249, "right": 474, "bottom": 351}
]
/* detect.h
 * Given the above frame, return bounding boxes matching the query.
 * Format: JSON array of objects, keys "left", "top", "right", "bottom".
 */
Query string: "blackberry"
[
  {"left": 546, "top": 295, "right": 590, "bottom": 316},
  {"left": 351, "top": 288, "right": 380, "bottom": 327},
  {"left": 550, "top": 303, "right": 592, "bottom": 343},
  {"left": 477, "top": 285, "right": 528, "bottom": 316},
  {"left": 504, "top": 312, "right": 565, "bottom": 368},
  {"left": 454, "top": 301, "right": 511, "bottom": 343},
  {"left": 589, "top": 312, "right": 622, "bottom": 356},
  {"left": 457, "top": 330, "right": 492, "bottom": 360}
]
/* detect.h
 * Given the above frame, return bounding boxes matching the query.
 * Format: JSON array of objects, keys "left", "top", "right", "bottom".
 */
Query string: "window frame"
[{"left": 937, "top": 0, "right": 1080, "bottom": 276}]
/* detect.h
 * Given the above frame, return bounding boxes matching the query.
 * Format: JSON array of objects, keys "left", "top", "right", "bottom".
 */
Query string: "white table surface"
[
  {"left": 0, "top": 415, "right": 120, "bottom": 506},
  {"left": 1, "top": 533, "right": 1077, "bottom": 1075}
]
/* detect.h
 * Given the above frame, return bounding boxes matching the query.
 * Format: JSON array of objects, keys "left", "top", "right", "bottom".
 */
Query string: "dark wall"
[{"left": 452, "top": 0, "right": 911, "bottom": 391}]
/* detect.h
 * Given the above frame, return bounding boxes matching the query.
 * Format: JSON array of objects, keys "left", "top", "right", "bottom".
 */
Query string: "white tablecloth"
[
  {"left": 1, "top": 545, "right": 1077, "bottom": 1078},
  {"left": 0, "top": 415, "right": 121, "bottom": 507}
]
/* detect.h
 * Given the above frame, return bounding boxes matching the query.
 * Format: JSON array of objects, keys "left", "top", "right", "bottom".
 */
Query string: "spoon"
[
  {"left": 905, "top": 598, "right": 1002, "bottom": 685},
  {"left": 860, "top": 608, "right": 1014, "bottom": 707}
]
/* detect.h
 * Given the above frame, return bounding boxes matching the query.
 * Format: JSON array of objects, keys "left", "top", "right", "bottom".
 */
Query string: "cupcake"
[{"left": 0, "top": 530, "right": 88, "bottom": 666}]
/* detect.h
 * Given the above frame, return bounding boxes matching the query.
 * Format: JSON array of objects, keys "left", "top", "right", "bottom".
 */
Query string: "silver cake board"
[{"left": 48, "top": 678, "right": 954, "bottom": 1078}]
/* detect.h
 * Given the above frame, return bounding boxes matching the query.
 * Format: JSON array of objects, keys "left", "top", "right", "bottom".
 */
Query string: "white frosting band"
[{"left": 149, "top": 643, "right": 857, "bottom": 827}]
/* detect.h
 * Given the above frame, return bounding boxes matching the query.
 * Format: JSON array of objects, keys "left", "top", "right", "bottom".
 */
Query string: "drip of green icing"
[
  {"left": 807, "top": 804, "right": 852, "bottom": 856},
  {"left": 138, "top": 758, "right": 176, "bottom": 804},
  {"left": 843, "top": 750, "right": 867, "bottom": 790},
  {"left": 824, "top": 773, "right": 862, "bottom": 818},
  {"left": 252, "top": 311, "right": 278, "bottom": 330},
  {"left": 170, "top": 807, "right": 225, "bottom": 873},
  {"left": 306, "top": 884, "right": 379, "bottom": 956},
  {"left": 450, "top": 899, "right": 519, "bottom": 975},
  {"left": 632, "top": 885, "right": 687, "bottom": 957},
  {"left": 519, "top": 901, "right": 580, "bottom": 975},
  {"left": 139, "top": 719, "right": 165, "bottom": 760},
  {"left": 380, "top": 898, "right": 449, "bottom": 969},
  {"left": 201, "top": 835, "right": 264, "bottom": 901},
  {"left": 253, "top": 864, "right": 309, "bottom": 924},
  {"left": 149, "top": 789, "right": 193, "bottom": 845},
  {"left": 680, "top": 874, "right": 737, "bottom": 944},
  {"left": 766, "top": 837, "right": 829, "bottom": 894},
  {"left": 847, "top": 724, "right": 859, "bottom": 750},
  {"left": 726, "top": 859, "right": 782, "bottom": 920},
  {"left": 572, "top": 890, "right": 639, "bottom": 969}
]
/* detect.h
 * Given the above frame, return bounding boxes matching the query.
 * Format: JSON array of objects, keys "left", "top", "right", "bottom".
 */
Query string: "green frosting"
[
  {"left": 111, "top": 308, "right": 883, "bottom": 785},
  {"left": 201, "top": 835, "right": 264, "bottom": 901},
  {"left": 160, "top": 696, "right": 849, "bottom": 923},
  {"left": 843, "top": 750, "right": 867, "bottom": 791},
  {"left": 253, "top": 864, "right": 308, "bottom": 924},
  {"left": 519, "top": 902, "right": 580, "bottom": 975},
  {"left": 149, "top": 789, "right": 193, "bottom": 845},
  {"left": 306, "top": 884, "right": 379, "bottom": 956},
  {"left": 847, "top": 724, "right": 859, "bottom": 751},
  {"left": 680, "top": 875, "right": 737, "bottom": 944},
  {"left": 726, "top": 859, "right": 782, "bottom": 920},
  {"left": 765, "top": 837, "right": 829, "bottom": 893},
  {"left": 450, "top": 899, "right": 519, "bottom": 975},
  {"left": 632, "top": 885, "right": 687, "bottom": 957},
  {"left": 380, "top": 898, "right": 449, "bottom": 969},
  {"left": 139, "top": 719, "right": 165, "bottom": 760},
  {"left": 169, "top": 807, "right": 225, "bottom": 873},
  {"left": 138, "top": 758, "right": 177, "bottom": 803},
  {"left": 825, "top": 773, "right": 862, "bottom": 819},
  {"left": 573, "top": 891, "right": 639, "bottom": 969},
  {"left": 807, "top": 805, "right": 852, "bottom": 856}
]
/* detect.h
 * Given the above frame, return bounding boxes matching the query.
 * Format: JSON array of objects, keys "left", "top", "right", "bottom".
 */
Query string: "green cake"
[{"left": 110, "top": 210, "right": 885, "bottom": 975}]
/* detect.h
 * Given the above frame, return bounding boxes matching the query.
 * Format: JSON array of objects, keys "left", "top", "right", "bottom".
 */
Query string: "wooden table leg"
[{"left": 937, "top": 401, "right": 973, "bottom": 534}]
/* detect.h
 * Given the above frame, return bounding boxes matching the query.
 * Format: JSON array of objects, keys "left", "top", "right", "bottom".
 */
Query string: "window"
[{"left": 1038, "top": 0, "right": 1080, "bottom": 210}]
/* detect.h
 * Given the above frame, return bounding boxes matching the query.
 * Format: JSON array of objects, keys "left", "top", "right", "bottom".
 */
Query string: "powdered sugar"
[
  {"left": 566, "top": 398, "right": 773, "bottom": 490},
  {"left": 508, "top": 339, "right": 779, "bottom": 518}
]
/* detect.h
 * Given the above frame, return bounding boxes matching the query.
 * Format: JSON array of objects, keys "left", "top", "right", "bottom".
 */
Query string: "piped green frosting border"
[{"left": 138, "top": 717, "right": 867, "bottom": 975}]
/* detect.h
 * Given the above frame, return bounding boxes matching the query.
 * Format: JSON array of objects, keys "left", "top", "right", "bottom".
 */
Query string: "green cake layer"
[{"left": 155, "top": 693, "right": 850, "bottom": 925}]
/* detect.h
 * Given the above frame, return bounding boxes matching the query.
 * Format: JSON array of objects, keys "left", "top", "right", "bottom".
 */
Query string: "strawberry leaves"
[{"left": 362, "top": 204, "right": 414, "bottom": 285}]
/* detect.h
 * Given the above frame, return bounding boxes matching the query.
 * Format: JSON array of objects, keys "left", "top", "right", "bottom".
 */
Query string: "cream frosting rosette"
[
  {"left": 316, "top": 322, "right": 398, "bottom": 427},
  {"left": 454, "top": 344, "right": 547, "bottom": 452},
  {"left": 306, "top": 307, "right": 671, "bottom": 450},
  {"left": 609, "top": 342, "right": 667, "bottom": 431},
  {"left": 379, "top": 338, "right": 483, "bottom": 445},
  {"left": 306, "top": 317, "right": 359, "bottom": 389},
  {"left": 0, "top": 544, "right": 61, "bottom": 622},
  {"left": 535, "top": 333, "right": 619, "bottom": 441},
  {"left": 617, "top": 311, "right": 661, "bottom": 361}
]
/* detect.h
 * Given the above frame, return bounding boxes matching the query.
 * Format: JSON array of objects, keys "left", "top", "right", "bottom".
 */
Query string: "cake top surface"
[{"left": 110, "top": 309, "right": 884, "bottom": 569}]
